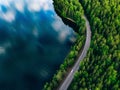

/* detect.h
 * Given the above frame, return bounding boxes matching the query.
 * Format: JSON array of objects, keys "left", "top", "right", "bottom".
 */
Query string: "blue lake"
[{"left": 0, "top": 0, "right": 76, "bottom": 89}]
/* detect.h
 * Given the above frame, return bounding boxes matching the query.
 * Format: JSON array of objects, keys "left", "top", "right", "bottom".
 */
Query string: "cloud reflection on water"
[{"left": 0, "top": 0, "right": 76, "bottom": 89}]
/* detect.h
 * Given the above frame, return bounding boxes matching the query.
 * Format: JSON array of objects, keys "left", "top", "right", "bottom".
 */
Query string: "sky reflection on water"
[{"left": 0, "top": 0, "right": 76, "bottom": 89}]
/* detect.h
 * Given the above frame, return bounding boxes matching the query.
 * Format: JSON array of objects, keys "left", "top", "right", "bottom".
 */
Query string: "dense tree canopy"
[
  {"left": 69, "top": 0, "right": 120, "bottom": 89},
  {"left": 44, "top": 0, "right": 120, "bottom": 90}
]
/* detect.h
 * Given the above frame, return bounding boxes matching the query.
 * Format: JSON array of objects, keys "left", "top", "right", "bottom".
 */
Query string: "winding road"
[{"left": 59, "top": 16, "right": 91, "bottom": 90}]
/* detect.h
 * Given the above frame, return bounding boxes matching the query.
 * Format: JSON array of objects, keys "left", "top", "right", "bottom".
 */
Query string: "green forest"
[{"left": 44, "top": 0, "right": 120, "bottom": 90}]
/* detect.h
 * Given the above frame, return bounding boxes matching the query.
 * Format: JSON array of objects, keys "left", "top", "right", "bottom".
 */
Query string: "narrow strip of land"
[{"left": 59, "top": 16, "right": 91, "bottom": 90}]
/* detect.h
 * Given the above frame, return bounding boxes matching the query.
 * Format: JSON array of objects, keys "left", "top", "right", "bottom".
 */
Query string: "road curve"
[{"left": 59, "top": 16, "right": 91, "bottom": 90}]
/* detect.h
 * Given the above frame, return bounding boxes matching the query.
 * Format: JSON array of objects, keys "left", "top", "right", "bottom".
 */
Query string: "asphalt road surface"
[{"left": 59, "top": 16, "right": 91, "bottom": 90}]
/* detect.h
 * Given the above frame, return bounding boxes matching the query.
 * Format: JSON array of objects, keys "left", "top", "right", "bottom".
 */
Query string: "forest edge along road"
[{"left": 59, "top": 15, "right": 91, "bottom": 90}]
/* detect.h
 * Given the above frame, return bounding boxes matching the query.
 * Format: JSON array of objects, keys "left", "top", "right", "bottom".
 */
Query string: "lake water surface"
[{"left": 0, "top": 0, "right": 76, "bottom": 89}]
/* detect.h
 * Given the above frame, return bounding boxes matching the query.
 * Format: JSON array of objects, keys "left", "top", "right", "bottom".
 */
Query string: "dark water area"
[{"left": 0, "top": 0, "right": 76, "bottom": 90}]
